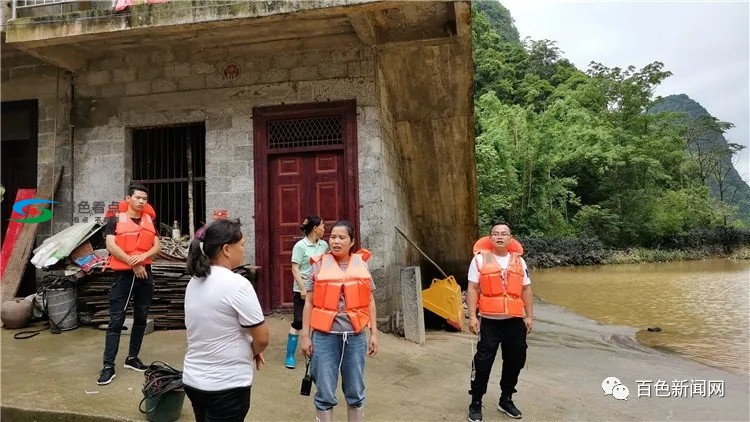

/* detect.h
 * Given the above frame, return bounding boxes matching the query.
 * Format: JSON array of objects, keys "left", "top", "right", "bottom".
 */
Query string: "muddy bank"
[
  {"left": 516, "top": 302, "right": 749, "bottom": 421},
  {"left": 520, "top": 233, "right": 750, "bottom": 268}
]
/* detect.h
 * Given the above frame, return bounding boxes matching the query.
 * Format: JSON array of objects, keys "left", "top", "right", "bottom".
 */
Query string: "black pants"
[
  {"left": 470, "top": 317, "right": 527, "bottom": 399},
  {"left": 184, "top": 385, "right": 252, "bottom": 422},
  {"left": 102, "top": 268, "right": 154, "bottom": 366},
  {"left": 291, "top": 292, "right": 304, "bottom": 330}
]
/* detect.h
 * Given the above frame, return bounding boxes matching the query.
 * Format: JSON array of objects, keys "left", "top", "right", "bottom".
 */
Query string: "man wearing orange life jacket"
[
  {"left": 467, "top": 221, "right": 533, "bottom": 422},
  {"left": 300, "top": 220, "right": 378, "bottom": 422},
  {"left": 97, "top": 183, "right": 161, "bottom": 386}
]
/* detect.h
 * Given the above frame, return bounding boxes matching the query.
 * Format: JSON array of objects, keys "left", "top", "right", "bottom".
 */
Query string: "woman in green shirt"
[{"left": 285, "top": 216, "right": 328, "bottom": 369}]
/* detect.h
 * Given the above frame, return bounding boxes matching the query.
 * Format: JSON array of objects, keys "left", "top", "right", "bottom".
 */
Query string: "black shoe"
[
  {"left": 498, "top": 396, "right": 522, "bottom": 419},
  {"left": 468, "top": 401, "right": 483, "bottom": 422},
  {"left": 97, "top": 365, "right": 116, "bottom": 385},
  {"left": 124, "top": 356, "right": 148, "bottom": 372}
]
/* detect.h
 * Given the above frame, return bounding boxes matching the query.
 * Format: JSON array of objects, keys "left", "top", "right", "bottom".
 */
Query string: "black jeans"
[
  {"left": 470, "top": 317, "right": 527, "bottom": 400},
  {"left": 102, "top": 268, "right": 154, "bottom": 366},
  {"left": 184, "top": 385, "right": 252, "bottom": 422}
]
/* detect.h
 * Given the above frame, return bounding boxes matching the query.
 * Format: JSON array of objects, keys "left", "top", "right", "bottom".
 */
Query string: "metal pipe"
[
  {"left": 395, "top": 226, "right": 448, "bottom": 278},
  {"left": 69, "top": 72, "right": 75, "bottom": 225}
]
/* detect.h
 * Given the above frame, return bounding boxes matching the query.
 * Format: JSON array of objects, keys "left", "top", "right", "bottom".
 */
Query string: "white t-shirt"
[
  {"left": 183, "top": 266, "right": 265, "bottom": 391},
  {"left": 468, "top": 253, "right": 531, "bottom": 320}
]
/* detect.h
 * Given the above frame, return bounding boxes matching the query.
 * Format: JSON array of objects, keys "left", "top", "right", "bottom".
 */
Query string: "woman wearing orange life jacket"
[
  {"left": 466, "top": 220, "right": 533, "bottom": 422},
  {"left": 300, "top": 220, "right": 378, "bottom": 422}
]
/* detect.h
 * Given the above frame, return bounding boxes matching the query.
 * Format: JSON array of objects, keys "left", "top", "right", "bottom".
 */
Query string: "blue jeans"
[{"left": 310, "top": 331, "right": 367, "bottom": 411}]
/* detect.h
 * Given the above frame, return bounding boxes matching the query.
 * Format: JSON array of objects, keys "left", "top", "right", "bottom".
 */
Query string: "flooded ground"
[{"left": 532, "top": 259, "right": 750, "bottom": 374}]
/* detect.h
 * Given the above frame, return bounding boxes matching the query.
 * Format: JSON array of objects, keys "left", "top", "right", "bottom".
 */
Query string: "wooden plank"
[
  {"left": 1, "top": 166, "right": 63, "bottom": 301},
  {"left": 0, "top": 189, "right": 37, "bottom": 278},
  {"left": 76, "top": 261, "right": 259, "bottom": 330}
]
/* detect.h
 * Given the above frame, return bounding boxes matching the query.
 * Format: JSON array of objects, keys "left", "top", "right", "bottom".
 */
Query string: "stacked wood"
[
  {"left": 76, "top": 261, "right": 259, "bottom": 330},
  {"left": 157, "top": 237, "right": 190, "bottom": 262}
]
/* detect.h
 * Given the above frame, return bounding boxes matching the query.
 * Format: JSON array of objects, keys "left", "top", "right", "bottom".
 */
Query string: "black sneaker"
[
  {"left": 124, "top": 356, "right": 148, "bottom": 372},
  {"left": 97, "top": 365, "right": 116, "bottom": 385},
  {"left": 468, "top": 401, "right": 483, "bottom": 422},
  {"left": 498, "top": 396, "right": 522, "bottom": 419}
]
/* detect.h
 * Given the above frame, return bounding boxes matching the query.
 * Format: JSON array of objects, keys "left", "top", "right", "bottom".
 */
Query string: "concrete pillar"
[{"left": 400, "top": 266, "right": 425, "bottom": 345}]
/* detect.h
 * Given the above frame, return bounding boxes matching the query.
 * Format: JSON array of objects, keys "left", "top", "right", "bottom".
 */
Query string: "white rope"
[
  {"left": 337, "top": 332, "right": 348, "bottom": 373},
  {"left": 123, "top": 274, "right": 136, "bottom": 312}
]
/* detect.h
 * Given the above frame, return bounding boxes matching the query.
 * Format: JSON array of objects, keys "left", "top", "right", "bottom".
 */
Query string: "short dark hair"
[
  {"left": 490, "top": 220, "right": 511, "bottom": 234},
  {"left": 128, "top": 183, "right": 149, "bottom": 197}
]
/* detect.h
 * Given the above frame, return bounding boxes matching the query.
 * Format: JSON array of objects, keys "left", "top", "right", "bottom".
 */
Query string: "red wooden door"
[{"left": 268, "top": 151, "right": 345, "bottom": 307}]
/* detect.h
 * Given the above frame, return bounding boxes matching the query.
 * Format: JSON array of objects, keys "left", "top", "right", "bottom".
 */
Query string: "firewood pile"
[
  {"left": 76, "top": 261, "right": 259, "bottom": 330},
  {"left": 158, "top": 236, "right": 190, "bottom": 261}
]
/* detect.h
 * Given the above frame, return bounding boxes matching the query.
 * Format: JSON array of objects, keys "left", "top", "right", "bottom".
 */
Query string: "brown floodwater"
[{"left": 531, "top": 259, "right": 750, "bottom": 374}]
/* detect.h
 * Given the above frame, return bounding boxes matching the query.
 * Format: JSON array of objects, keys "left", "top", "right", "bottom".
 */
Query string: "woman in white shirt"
[{"left": 183, "top": 219, "right": 269, "bottom": 422}]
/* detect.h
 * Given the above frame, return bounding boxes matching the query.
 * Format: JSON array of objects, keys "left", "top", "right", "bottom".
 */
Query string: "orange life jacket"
[
  {"left": 309, "top": 251, "right": 372, "bottom": 333},
  {"left": 106, "top": 213, "right": 157, "bottom": 271},
  {"left": 105, "top": 200, "right": 156, "bottom": 220},
  {"left": 473, "top": 236, "right": 524, "bottom": 255},
  {"left": 477, "top": 252, "right": 525, "bottom": 317}
]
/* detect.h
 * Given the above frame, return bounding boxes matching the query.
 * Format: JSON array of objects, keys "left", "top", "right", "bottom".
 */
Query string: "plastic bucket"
[
  {"left": 143, "top": 389, "right": 186, "bottom": 422},
  {"left": 46, "top": 287, "right": 78, "bottom": 331}
]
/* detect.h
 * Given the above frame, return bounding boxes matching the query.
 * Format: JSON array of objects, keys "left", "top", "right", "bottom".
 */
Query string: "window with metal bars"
[
  {"left": 132, "top": 123, "right": 206, "bottom": 238},
  {"left": 267, "top": 116, "right": 343, "bottom": 149}
]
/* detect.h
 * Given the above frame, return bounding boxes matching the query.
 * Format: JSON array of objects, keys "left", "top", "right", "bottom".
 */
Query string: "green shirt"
[{"left": 290, "top": 237, "right": 329, "bottom": 292}]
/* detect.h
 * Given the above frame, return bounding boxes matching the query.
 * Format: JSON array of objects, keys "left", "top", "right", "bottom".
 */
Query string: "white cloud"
[{"left": 500, "top": 0, "right": 750, "bottom": 180}]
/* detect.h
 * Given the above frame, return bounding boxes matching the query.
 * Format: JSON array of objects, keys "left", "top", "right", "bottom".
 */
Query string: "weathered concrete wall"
[
  {"left": 1, "top": 51, "right": 73, "bottom": 242},
  {"left": 370, "top": 65, "right": 421, "bottom": 333},
  {"left": 0, "top": 1, "right": 11, "bottom": 31},
  {"left": 68, "top": 42, "right": 409, "bottom": 325},
  {"left": 376, "top": 37, "right": 476, "bottom": 287},
  {"left": 2, "top": 1, "right": 474, "bottom": 336},
  {"left": 5, "top": 0, "right": 381, "bottom": 45},
  {"left": 73, "top": 43, "right": 374, "bottom": 259}
]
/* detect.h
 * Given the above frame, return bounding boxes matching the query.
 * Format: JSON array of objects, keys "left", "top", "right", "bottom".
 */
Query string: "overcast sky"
[{"left": 499, "top": 0, "right": 750, "bottom": 180}]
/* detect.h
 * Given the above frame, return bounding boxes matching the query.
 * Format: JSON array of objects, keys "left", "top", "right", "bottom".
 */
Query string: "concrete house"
[{"left": 1, "top": 0, "right": 476, "bottom": 332}]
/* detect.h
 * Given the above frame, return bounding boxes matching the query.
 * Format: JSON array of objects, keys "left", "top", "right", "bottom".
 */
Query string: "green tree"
[
  {"left": 471, "top": 4, "right": 736, "bottom": 246},
  {"left": 473, "top": 0, "right": 521, "bottom": 44}
]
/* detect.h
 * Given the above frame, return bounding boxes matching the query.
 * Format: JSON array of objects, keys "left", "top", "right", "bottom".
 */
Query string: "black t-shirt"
[{"left": 103, "top": 215, "right": 142, "bottom": 238}]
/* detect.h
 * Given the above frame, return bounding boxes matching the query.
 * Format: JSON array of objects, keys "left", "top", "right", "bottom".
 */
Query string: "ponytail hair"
[
  {"left": 187, "top": 238, "right": 210, "bottom": 278},
  {"left": 187, "top": 218, "right": 243, "bottom": 278},
  {"left": 300, "top": 215, "right": 322, "bottom": 235}
]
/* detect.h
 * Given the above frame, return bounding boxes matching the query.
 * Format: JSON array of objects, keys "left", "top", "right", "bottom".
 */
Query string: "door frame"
[
  {"left": 253, "top": 100, "right": 359, "bottom": 312},
  {"left": 1, "top": 99, "right": 39, "bottom": 297}
]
